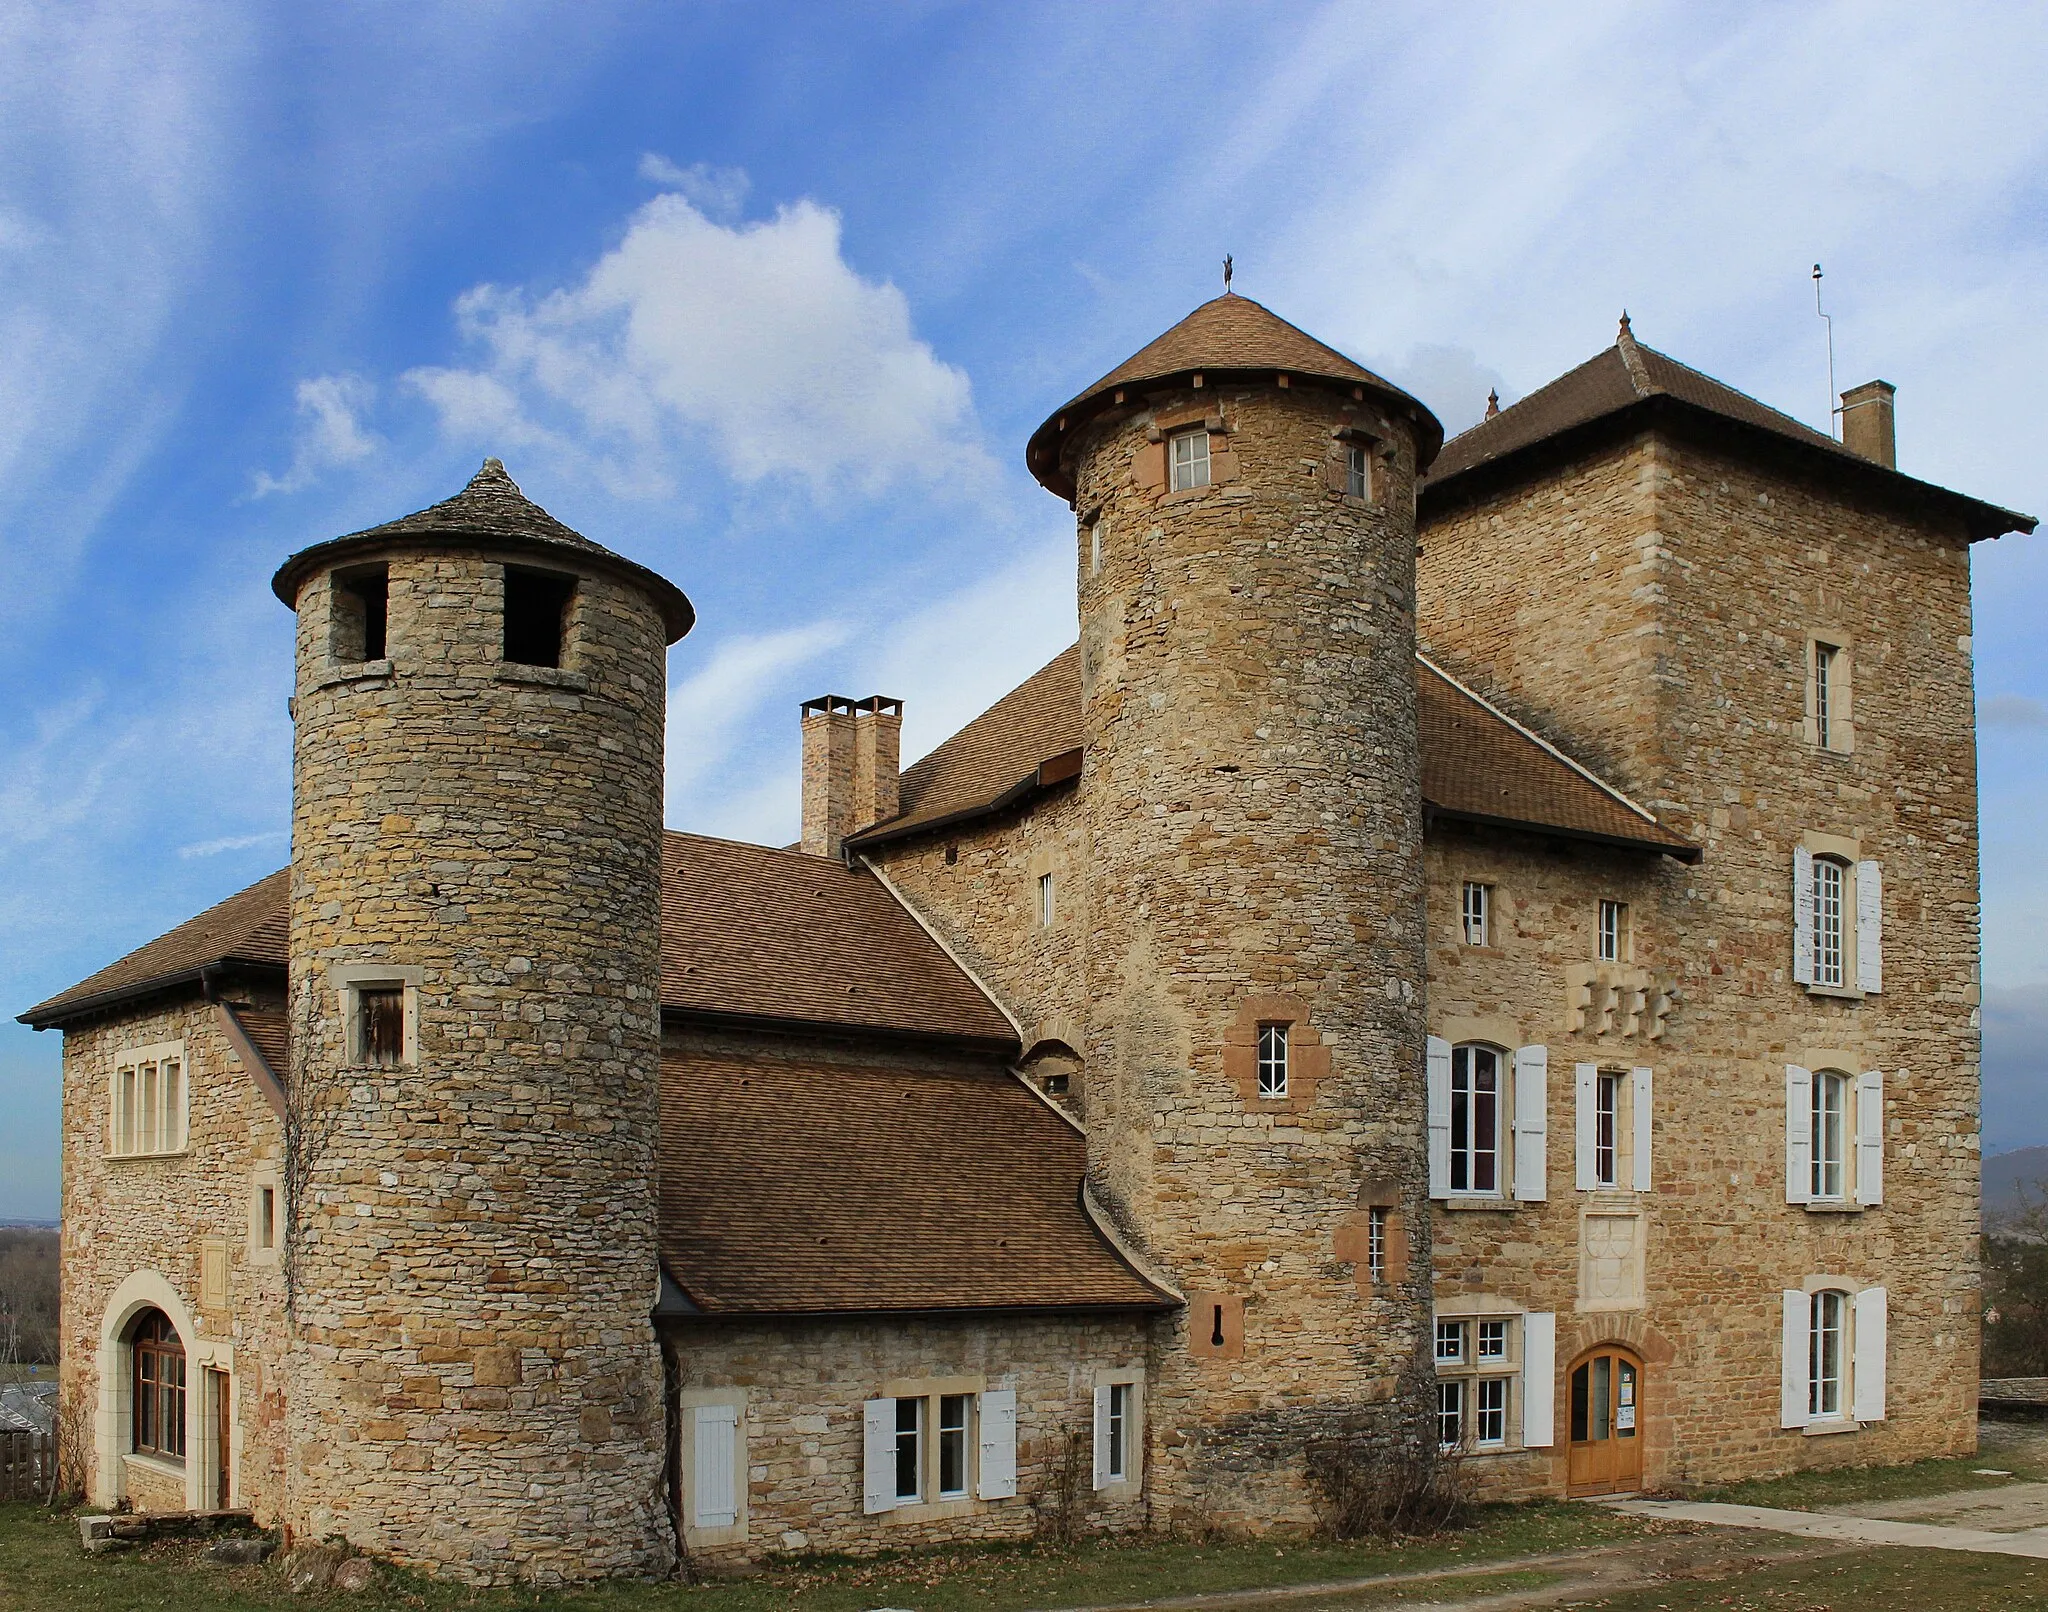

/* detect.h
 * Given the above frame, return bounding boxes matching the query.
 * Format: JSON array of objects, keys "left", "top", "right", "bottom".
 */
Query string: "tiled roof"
[
  {"left": 660, "top": 834, "right": 1014, "bottom": 1044},
  {"left": 23, "top": 836, "right": 1015, "bottom": 1045},
  {"left": 20, "top": 869, "right": 290, "bottom": 1026},
  {"left": 270, "top": 459, "right": 696, "bottom": 640},
  {"left": 854, "top": 645, "right": 1696, "bottom": 861},
  {"left": 657, "top": 1047, "right": 1170, "bottom": 1315},
  {"left": 1027, "top": 294, "right": 1444, "bottom": 498},
  {"left": 1427, "top": 327, "right": 2035, "bottom": 541},
  {"left": 231, "top": 1006, "right": 289, "bottom": 1082}
]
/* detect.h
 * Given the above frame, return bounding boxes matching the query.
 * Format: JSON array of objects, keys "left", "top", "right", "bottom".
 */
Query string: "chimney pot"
[
  {"left": 800, "top": 694, "right": 902, "bottom": 857},
  {"left": 1840, "top": 379, "right": 1896, "bottom": 469}
]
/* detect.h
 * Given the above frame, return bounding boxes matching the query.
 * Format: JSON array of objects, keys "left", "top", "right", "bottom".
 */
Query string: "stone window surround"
[
  {"left": 878, "top": 1372, "right": 990, "bottom": 1523},
  {"left": 330, "top": 962, "right": 423, "bottom": 1068},
  {"left": 108, "top": 1039, "right": 191, "bottom": 1160},
  {"left": 1790, "top": 1045, "right": 1878, "bottom": 1215},
  {"left": 1795, "top": 831, "right": 1868, "bottom": 1001},
  {"left": 1434, "top": 1014, "right": 1525, "bottom": 1207},
  {"left": 1791, "top": 1274, "right": 1877, "bottom": 1437},
  {"left": 678, "top": 1386, "right": 749, "bottom": 1547},
  {"left": 1092, "top": 1366, "right": 1145, "bottom": 1498},
  {"left": 1431, "top": 1295, "right": 1526, "bottom": 1456},
  {"left": 1336, "top": 1178, "right": 1410, "bottom": 1291},
  {"left": 247, "top": 1165, "right": 282, "bottom": 1267},
  {"left": 1326, "top": 423, "right": 1394, "bottom": 505},
  {"left": 94, "top": 1269, "right": 237, "bottom": 1513},
  {"left": 1132, "top": 399, "right": 1239, "bottom": 506},
  {"left": 1223, "top": 994, "right": 1330, "bottom": 1111},
  {"left": 1803, "top": 628, "right": 1856, "bottom": 755}
]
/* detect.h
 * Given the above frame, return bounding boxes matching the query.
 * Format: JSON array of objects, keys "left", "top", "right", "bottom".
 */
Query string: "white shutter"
[
  {"left": 1426, "top": 1037, "right": 1453, "bottom": 1199},
  {"left": 1513, "top": 1045, "right": 1548, "bottom": 1201},
  {"left": 1781, "top": 1289, "right": 1810, "bottom": 1429},
  {"left": 977, "top": 1389, "right": 1017, "bottom": 1499},
  {"left": 1574, "top": 1063, "right": 1598, "bottom": 1191},
  {"left": 862, "top": 1398, "right": 897, "bottom": 1514},
  {"left": 1854, "top": 1287, "right": 1888, "bottom": 1422},
  {"left": 1521, "top": 1311, "right": 1556, "bottom": 1447},
  {"left": 1792, "top": 846, "right": 1815, "bottom": 984},
  {"left": 1091, "top": 1384, "right": 1113, "bottom": 1491},
  {"left": 1856, "top": 861, "right": 1883, "bottom": 993},
  {"left": 691, "top": 1404, "right": 738, "bottom": 1528},
  {"left": 1855, "top": 1070, "right": 1885, "bottom": 1207},
  {"left": 1631, "top": 1066, "right": 1653, "bottom": 1192},
  {"left": 1785, "top": 1066, "right": 1813, "bottom": 1205}
]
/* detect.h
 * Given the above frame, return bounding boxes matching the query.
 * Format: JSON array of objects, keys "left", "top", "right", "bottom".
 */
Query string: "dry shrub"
[
  {"left": 1032, "top": 1426, "right": 1089, "bottom": 1548},
  {"left": 1303, "top": 1432, "right": 1469, "bottom": 1540}
]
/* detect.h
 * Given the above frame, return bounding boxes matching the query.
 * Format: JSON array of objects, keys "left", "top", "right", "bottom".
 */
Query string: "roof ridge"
[
  {"left": 1415, "top": 653, "right": 1665, "bottom": 828},
  {"left": 1435, "top": 346, "right": 1623, "bottom": 454},
  {"left": 856, "top": 854, "right": 1026, "bottom": 1042},
  {"left": 1632, "top": 337, "right": 1844, "bottom": 452},
  {"left": 664, "top": 827, "right": 845, "bottom": 865}
]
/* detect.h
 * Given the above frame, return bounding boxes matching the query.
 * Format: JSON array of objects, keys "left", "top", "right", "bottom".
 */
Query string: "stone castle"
[{"left": 23, "top": 292, "right": 2035, "bottom": 1580}]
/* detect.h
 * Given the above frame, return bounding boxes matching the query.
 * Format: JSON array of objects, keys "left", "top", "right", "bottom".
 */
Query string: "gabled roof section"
[
  {"left": 1426, "top": 322, "right": 2034, "bottom": 542},
  {"left": 271, "top": 459, "right": 696, "bottom": 640},
  {"left": 20, "top": 869, "right": 289, "bottom": 1027},
  {"left": 852, "top": 644, "right": 1696, "bottom": 862},
  {"left": 1027, "top": 294, "right": 1444, "bottom": 500},
  {"left": 658, "top": 1048, "right": 1172, "bottom": 1316},
  {"left": 25, "top": 835, "right": 1016, "bottom": 1045},
  {"left": 660, "top": 834, "right": 1015, "bottom": 1046}
]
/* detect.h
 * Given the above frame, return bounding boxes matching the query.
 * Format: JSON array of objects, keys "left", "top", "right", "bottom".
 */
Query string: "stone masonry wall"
[
  {"left": 1065, "top": 381, "right": 1435, "bottom": 1529},
  {"left": 57, "top": 991, "right": 292, "bottom": 1520},
  {"left": 667, "top": 1311, "right": 1156, "bottom": 1565},
  {"left": 1420, "top": 428, "right": 1982, "bottom": 1491},
  {"left": 284, "top": 548, "right": 673, "bottom": 1582}
]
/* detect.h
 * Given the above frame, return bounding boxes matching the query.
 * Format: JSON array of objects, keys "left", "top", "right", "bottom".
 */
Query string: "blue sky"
[{"left": 4, "top": 2, "right": 2047, "bottom": 1219}]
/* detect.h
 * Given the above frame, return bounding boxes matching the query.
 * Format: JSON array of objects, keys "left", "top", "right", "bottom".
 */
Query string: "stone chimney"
[
  {"left": 1840, "top": 379, "right": 1896, "bottom": 469},
  {"left": 800, "top": 694, "right": 902, "bottom": 857}
]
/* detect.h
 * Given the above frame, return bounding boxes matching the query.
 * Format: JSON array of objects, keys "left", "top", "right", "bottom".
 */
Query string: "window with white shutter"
[
  {"left": 1512, "top": 1045, "right": 1548, "bottom": 1202},
  {"left": 1855, "top": 861, "right": 1883, "bottom": 993},
  {"left": 1855, "top": 1071, "right": 1884, "bottom": 1206},
  {"left": 1792, "top": 847, "right": 1815, "bottom": 985},
  {"left": 977, "top": 1389, "right": 1017, "bottom": 1499},
  {"left": 1426, "top": 1037, "right": 1453, "bottom": 1199},
  {"left": 691, "top": 1403, "right": 738, "bottom": 1529},
  {"left": 1853, "top": 1287, "right": 1888, "bottom": 1422},
  {"left": 862, "top": 1397, "right": 898, "bottom": 1514},
  {"left": 1784, "top": 1066, "right": 1813, "bottom": 1205},
  {"left": 1630, "top": 1066, "right": 1653, "bottom": 1191},
  {"left": 1781, "top": 1289, "right": 1810, "bottom": 1428},
  {"left": 1521, "top": 1312, "right": 1555, "bottom": 1447},
  {"left": 1574, "top": 1063, "right": 1600, "bottom": 1191}
]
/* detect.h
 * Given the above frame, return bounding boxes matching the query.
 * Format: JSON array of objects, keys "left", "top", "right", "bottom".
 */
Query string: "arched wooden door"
[{"left": 1566, "top": 1344, "right": 1644, "bottom": 1497}]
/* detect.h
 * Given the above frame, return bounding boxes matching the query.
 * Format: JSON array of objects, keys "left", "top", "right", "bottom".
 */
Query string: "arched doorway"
[{"left": 1566, "top": 1343, "right": 1643, "bottom": 1496}]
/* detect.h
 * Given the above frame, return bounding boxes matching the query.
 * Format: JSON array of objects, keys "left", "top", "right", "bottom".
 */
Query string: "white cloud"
[
  {"left": 250, "top": 373, "right": 379, "bottom": 497},
  {"left": 1983, "top": 695, "right": 2048, "bottom": 729},
  {"left": 405, "top": 191, "right": 990, "bottom": 499},
  {"left": 638, "top": 153, "right": 750, "bottom": 218},
  {"left": 178, "top": 829, "right": 289, "bottom": 859}
]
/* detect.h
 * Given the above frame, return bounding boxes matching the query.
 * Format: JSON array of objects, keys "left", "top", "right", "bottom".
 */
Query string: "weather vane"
[{"left": 1223, "top": 255, "right": 1233, "bottom": 291}]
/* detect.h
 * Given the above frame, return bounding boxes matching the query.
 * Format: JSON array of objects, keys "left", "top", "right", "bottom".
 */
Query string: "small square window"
[
  {"left": 1169, "top": 427, "right": 1211, "bottom": 492},
  {"left": 504, "top": 567, "right": 575, "bottom": 669},
  {"left": 1435, "top": 1320, "right": 1466, "bottom": 1363},
  {"left": 1461, "top": 882, "right": 1491, "bottom": 948},
  {"left": 355, "top": 986, "right": 406, "bottom": 1067},
  {"left": 1598, "top": 900, "right": 1628, "bottom": 963},
  {"left": 1477, "top": 1319, "right": 1509, "bottom": 1361},
  {"left": 1256, "top": 1023, "right": 1289, "bottom": 1098}
]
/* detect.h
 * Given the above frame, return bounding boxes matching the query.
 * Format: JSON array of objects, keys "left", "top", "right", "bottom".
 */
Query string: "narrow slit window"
[
  {"left": 139, "top": 1062, "right": 159, "bottom": 1154},
  {"left": 1367, "top": 1206, "right": 1387, "bottom": 1282},
  {"left": 1038, "top": 872, "right": 1055, "bottom": 928},
  {"left": 1106, "top": 1383, "right": 1129, "bottom": 1480},
  {"left": 937, "top": 1394, "right": 970, "bottom": 1499},
  {"left": 258, "top": 1185, "right": 276, "bottom": 1250},
  {"left": 1346, "top": 442, "right": 1370, "bottom": 499},
  {"left": 356, "top": 987, "right": 406, "bottom": 1067},
  {"left": 1815, "top": 644, "right": 1836, "bottom": 750},
  {"left": 1461, "top": 882, "right": 1491, "bottom": 947},
  {"left": 503, "top": 567, "right": 576, "bottom": 669},
  {"left": 1256, "top": 1023, "right": 1289, "bottom": 1098},
  {"left": 1598, "top": 900, "right": 1627, "bottom": 962},
  {"left": 1169, "top": 427, "right": 1211, "bottom": 491},
  {"left": 160, "top": 1058, "right": 183, "bottom": 1151},
  {"left": 1209, "top": 1304, "right": 1226, "bottom": 1349}
]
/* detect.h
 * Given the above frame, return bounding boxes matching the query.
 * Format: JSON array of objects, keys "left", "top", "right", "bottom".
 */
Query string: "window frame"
[
  {"left": 1168, "top": 426, "right": 1212, "bottom": 492},
  {"left": 680, "top": 1388, "right": 749, "bottom": 1542},
  {"left": 1597, "top": 899, "right": 1628, "bottom": 963},
  {"left": 109, "top": 1041, "right": 189, "bottom": 1160},
  {"left": 1809, "top": 1289, "right": 1848, "bottom": 1421},
  {"left": 1367, "top": 1205, "right": 1388, "bottom": 1282},
  {"left": 1345, "top": 442, "right": 1371, "bottom": 499},
  {"left": 1449, "top": 1042, "right": 1504, "bottom": 1196},
  {"left": 1812, "top": 856, "right": 1848, "bottom": 990},
  {"left": 1805, "top": 633, "right": 1854, "bottom": 755},
  {"left": 893, "top": 1394, "right": 925, "bottom": 1503},
  {"left": 130, "top": 1309, "right": 186, "bottom": 1464},
  {"left": 1810, "top": 1069, "right": 1849, "bottom": 1202},
  {"left": 1037, "top": 871, "right": 1055, "bottom": 929},
  {"left": 331, "top": 964, "right": 422, "bottom": 1071},
  {"left": 936, "top": 1393, "right": 972, "bottom": 1500},
  {"left": 1434, "top": 1310, "right": 1523, "bottom": 1452},
  {"left": 1256, "top": 1022, "right": 1289, "bottom": 1099},
  {"left": 1594, "top": 1071, "right": 1621, "bottom": 1189},
  {"left": 1461, "top": 881, "right": 1492, "bottom": 948}
]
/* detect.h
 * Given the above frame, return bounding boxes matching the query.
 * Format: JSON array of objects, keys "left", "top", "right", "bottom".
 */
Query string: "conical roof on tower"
[
  {"left": 1026, "top": 293, "right": 1444, "bottom": 499},
  {"left": 271, "top": 458, "right": 696, "bottom": 641}
]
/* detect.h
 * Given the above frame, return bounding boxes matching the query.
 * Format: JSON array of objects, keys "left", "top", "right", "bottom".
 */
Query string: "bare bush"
[
  {"left": 1032, "top": 1425, "right": 1089, "bottom": 1548},
  {"left": 1304, "top": 1431, "right": 1469, "bottom": 1541}
]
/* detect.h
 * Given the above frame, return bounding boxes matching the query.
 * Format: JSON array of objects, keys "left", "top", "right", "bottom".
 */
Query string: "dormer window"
[
  {"left": 504, "top": 567, "right": 576, "bottom": 669},
  {"left": 1169, "top": 427, "right": 1211, "bottom": 492}
]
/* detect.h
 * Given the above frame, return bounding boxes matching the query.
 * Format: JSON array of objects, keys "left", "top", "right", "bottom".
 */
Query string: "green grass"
[
  {"left": 1689, "top": 1441, "right": 2048, "bottom": 1512},
  {"left": 0, "top": 1501, "right": 1649, "bottom": 1612},
  {"left": 1567, "top": 1545, "right": 2048, "bottom": 1610}
]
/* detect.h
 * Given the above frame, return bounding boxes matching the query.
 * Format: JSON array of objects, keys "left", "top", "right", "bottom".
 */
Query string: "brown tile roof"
[
  {"left": 24, "top": 836, "right": 1015, "bottom": 1045},
  {"left": 855, "top": 645, "right": 1696, "bottom": 861},
  {"left": 1427, "top": 326, "right": 2034, "bottom": 541},
  {"left": 270, "top": 459, "right": 695, "bottom": 640},
  {"left": 231, "top": 1007, "right": 289, "bottom": 1082},
  {"left": 1416, "top": 659, "right": 1695, "bottom": 858},
  {"left": 660, "top": 834, "right": 1015, "bottom": 1045},
  {"left": 20, "top": 869, "right": 291, "bottom": 1026},
  {"left": 1027, "top": 294, "right": 1444, "bottom": 499},
  {"left": 657, "top": 1047, "right": 1169, "bottom": 1315}
]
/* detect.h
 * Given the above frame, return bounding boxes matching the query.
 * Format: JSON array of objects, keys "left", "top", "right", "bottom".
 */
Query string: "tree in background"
[
  {"left": 0, "top": 1229, "right": 59, "bottom": 1367},
  {"left": 1984, "top": 1186, "right": 2048, "bottom": 1377}
]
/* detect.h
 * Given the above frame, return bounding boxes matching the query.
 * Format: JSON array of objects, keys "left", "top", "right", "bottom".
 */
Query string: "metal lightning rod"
[{"left": 1812, "top": 263, "right": 1837, "bottom": 440}]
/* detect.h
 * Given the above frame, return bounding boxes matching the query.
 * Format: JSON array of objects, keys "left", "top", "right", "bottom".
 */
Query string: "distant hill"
[{"left": 1986, "top": 1147, "right": 2048, "bottom": 1228}]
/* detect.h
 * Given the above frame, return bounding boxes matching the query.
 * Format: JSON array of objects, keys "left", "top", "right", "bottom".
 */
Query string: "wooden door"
[
  {"left": 1565, "top": 1345, "right": 1643, "bottom": 1496},
  {"left": 208, "top": 1370, "right": 230, "bottom": 1510}
]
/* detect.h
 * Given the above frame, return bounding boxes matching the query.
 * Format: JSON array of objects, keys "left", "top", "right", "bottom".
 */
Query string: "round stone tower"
[
  {"left": 271, "top": 461, "right": 693, "bottom": 1581},
  {"left": 1027, "top": 296, "right": 1445, "bottom": 1527}
]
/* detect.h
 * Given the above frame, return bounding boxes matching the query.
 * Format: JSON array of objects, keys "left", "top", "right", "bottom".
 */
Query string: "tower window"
[
  {"left": 1461, "top": 882, "right": 1492, "bottom": 947},
  {"left": 332, "top": 565, "right": 389, "bottom": 664},
  {"left": 1256, "top": 1023, "right": 1289, "bottom": 1098},
  {"left": 1038, "top": 872, "right": 1055, "bottom": 928},
  {"left": 503, "top": 567, "right": 576, "bottom": 668},
  {"left": 1814, "top": 644, "right": 1836, "bottom": 749},
  {"left": 1367, "top": 1205, "right": 1387, "bottom": 1281},
  {"left": 1346, "top": 442, "right": 1370, "bottom": 499},
  {"left": 1169, "top": 427, "right": 1211, "bottom": 492},
  {"left": 355, "top": 986, "right": 406, "bottom": 1066}
]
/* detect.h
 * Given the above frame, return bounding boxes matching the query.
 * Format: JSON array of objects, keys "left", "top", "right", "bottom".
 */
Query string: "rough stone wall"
[
  {"left": 666, "top": 1311, "right": 1155, "bottom": 1565},
  {"left": 1065, "top": 382, "right": 1434, "bottom": 1528},
  {"left": 284, "top": 548, "right": 673, "bottom": 1582},
  {"left": 56, "top": 993, "right": 292, "bottom": 1520},
  {"left": 1419, "top": 429, "right": 1981, "bottom": 1492}
]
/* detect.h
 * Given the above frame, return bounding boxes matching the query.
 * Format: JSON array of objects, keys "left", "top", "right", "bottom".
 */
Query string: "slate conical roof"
[
  {"left": 271, "top": 459, "right": 695, "bottom": 641},
  {"left": 1027, "top": 293, "right": 1444, "bottom": 499}
]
